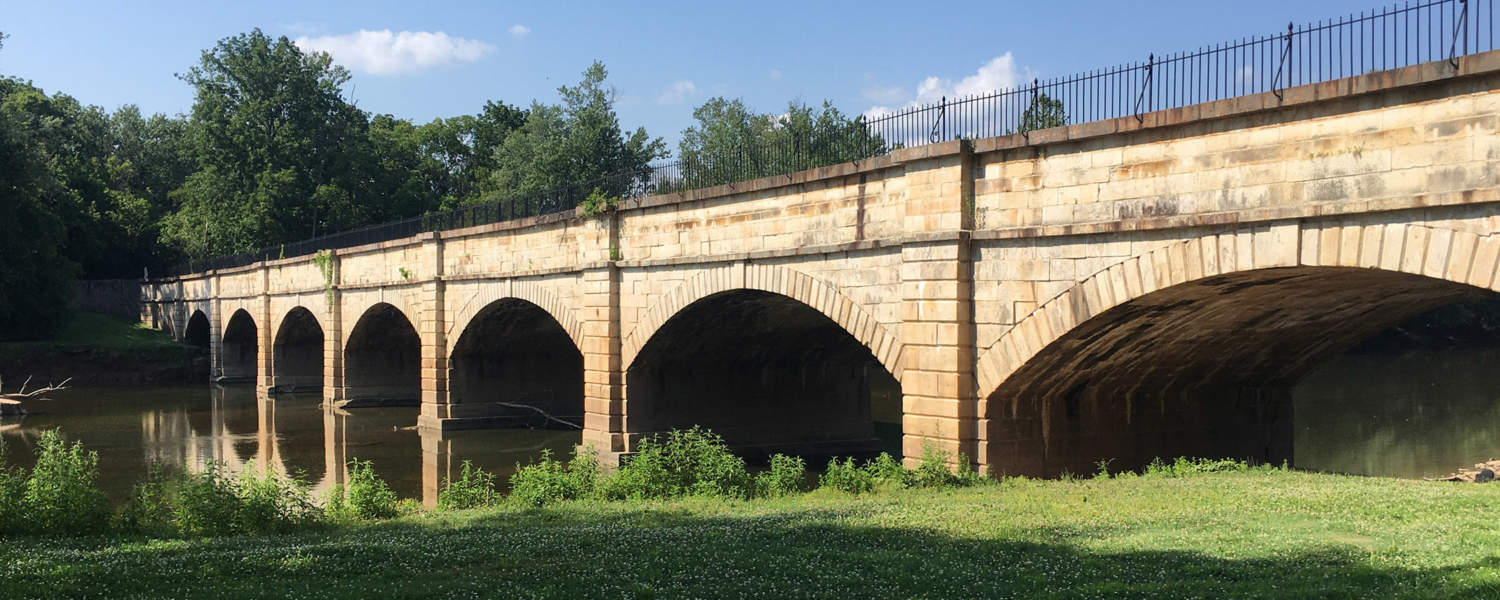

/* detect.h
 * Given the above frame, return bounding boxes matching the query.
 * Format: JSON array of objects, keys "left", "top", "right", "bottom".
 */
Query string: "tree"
[
  {"left": 486, "top": 62, "right": 665, "bottom": 210},
  {"left": 162, "top": 29, "right": 374, "bottom": 259},
  {"left": 421, "top": 100, "right": 527, "bottom": 209},
  {"left": 676, "top": 98, "right": 885, "bottom": 189},
  {"left": 1019, "top": 93, "right": 1067, "bottom": 134},
  {"left": 0, "top": 78, "right": 77, "bottom": 339}
]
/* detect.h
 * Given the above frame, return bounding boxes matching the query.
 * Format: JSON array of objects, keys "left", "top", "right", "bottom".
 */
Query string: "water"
[
  {"left": 0, "top": 385, "right": 580, "bottom": 506},
  {"left": 1293, "top": 348, "right": 1500, "bottom": 479}
]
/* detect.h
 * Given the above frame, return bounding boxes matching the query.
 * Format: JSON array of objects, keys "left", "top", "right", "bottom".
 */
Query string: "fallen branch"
[
  {"left": 0, "top": 376, "right": 70, "bottom": 400},
  {"left": 495, "top": 401, "right": 582, "bottom": 429}
]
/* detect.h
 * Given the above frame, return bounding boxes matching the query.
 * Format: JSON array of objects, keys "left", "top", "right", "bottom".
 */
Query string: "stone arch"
[
  {"left": 445, "top": 280, "right": 584, "bottom": 356},
  {"left": 974, "top": 221, "right": 1500, "bottom": 477},
  {"left": 220, "top": 308, "right": 258, "bottom": 383},
  {"left": 975, "top": 222, "right": 1500, "bottom": 401},
  {"left": 623, "top": 263, "right": 903, "bottom": 382},
  {"left": 183, "top": 309, "right": 210, "bottom": 349},
  {"left": 272, "top": 306, "right": 324, "bottom": 392},
  {"left": 340, "top": 290, "right": 419, "bottom": 344},
  {"left": 342, "top": 301, "right": 421, "bottom": 404}
]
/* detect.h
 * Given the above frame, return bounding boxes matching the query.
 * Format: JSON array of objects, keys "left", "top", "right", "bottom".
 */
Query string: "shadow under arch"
[
  {"left": 343, "top": 302, "right": 420, "bottom": 406},
  {"left": 272, "top": 306, "right": 324, "bottom": 393},
  {"left": 220, "top": 309, "right": 258, "bottom": 383},
  {"left": 980, "top": 255, "right": 1500, "bottom": 477},
  {"left": 627, "top": 288, "right": 903, "bottom": 460},
  {"left": 184, "top": 310, "right": 210, "bottom": 349},
  {"left": 448, "top": 297, "right": 584, "bottom": 427}
]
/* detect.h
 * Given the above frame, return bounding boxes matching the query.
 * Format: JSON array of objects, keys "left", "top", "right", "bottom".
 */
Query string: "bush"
[
  {"left": 438, "top": 460, "right": 499, "bottom": 511},
  {"left": 820, "top": 457, "right": 875, "bottom": 494},
  {"left": 755, "top": 454, "right": 806, "bottom": 497},
  {"left": 116, "top": 466, "right": 175, "bottom": 535},
  {"left": 22, "top": 430, "right": 110, "bottom": 533},
  {"left": 863, "top": 452, "right": 907, "bottom": 485},
  {"left": 328, "top": 459, "right": 399, "bottom": 520},
  {"left": 510, "top": 448, "right": 599, "bottom": 507},
  {"left": 175, "top": 462, "right": 242, "bottom": 536},
  {"left": 0, "top": 440, "right": 26, "bottom": 533},
  {"left": 599, "top": 427, "right": 753, "bottom": 500},
  {"left": 905, "top": 442, "right": 984, "bottom": 489},
  {"left": 1143, "top": 457, "right": 1255, "bottom": 478},
  {"left": 235, "top": 467, "right": 318, "bottom": 533}
]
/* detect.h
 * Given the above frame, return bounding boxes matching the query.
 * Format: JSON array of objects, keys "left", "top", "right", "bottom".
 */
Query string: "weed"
[
  {"left": 820, "top": 457, "right": 875, "bottom": 494},
  {"left": 331, "top": 460, "right": 399, "bottom": 520},
  {"left": 22, "top": 430, "right": 110, "bottom": 534},
  {"left": 439, "top": 460, "right": 499, "bottom": 510},
  {"left": 511, "top": 448, "right": 599, "bottom": 507},
  {"left": 755, "top": 454, "right": 806, "bottom": 497}
]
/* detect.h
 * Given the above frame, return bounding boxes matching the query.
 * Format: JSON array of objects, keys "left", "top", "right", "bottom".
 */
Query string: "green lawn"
[
  {"left": 0, "top": 312, "right": 186, "bottom": 360},
  {"left": 1, "top": 469, "right": 1496, "bottom": 599}
]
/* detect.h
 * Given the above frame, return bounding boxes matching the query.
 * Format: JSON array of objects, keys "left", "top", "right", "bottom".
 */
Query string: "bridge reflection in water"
[{"left": 0, "top": 385, "right": 580, "bottom": 507}]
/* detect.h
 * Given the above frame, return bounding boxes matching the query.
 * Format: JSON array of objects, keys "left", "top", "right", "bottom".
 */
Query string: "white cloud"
[
  {"left": 294, "top": 30, "right": 495, "bottom": 76},
  {"left": 865, "top": 53, "right": 1022, "bottom": 118},
  {"left": 861, "top": 84, "right": 908, "bottom": 106},
  {"left": 656, "top": 80, "right": 699, "bottom": 105},
  {"left": 509, "top": 24, "right": 530, "bottom": 37}
]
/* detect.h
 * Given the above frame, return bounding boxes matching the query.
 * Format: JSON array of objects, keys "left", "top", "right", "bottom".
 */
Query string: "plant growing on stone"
[
  {"left": 311, "top": 249, "right": 335, "bottom": 303},
  {"left": 579, "top": 187, "right": 620, "bottom": 218}
]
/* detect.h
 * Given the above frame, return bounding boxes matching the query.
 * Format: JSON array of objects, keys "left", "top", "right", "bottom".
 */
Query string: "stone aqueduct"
[{"left": 144, "top": 53, "right": 1500, "bottom": 475}]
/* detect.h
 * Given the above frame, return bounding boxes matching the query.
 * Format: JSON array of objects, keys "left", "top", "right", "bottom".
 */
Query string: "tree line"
[{"left": 1, "top": 29, "right": 1069, "bottom": 341}]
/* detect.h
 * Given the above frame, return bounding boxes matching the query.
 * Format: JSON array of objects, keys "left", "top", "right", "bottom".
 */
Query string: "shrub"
[
  {"left": 863, "top": 452, "right": 907, "bottom": 485},
  {"left": 330, "top": 459, "right": 399, "bottom": 520},
  {"left": 0, "top": 440, "right": 26, "bottom": 533},
  {"left": 438, "top": 460, "right": 499, "bottom": 511},
  {"left": 22, "top": 430, "right": 110, "bottom": 533},
  {"left": 234, "top": 467, "right": 318, "bottom": 533},
  {"left": 820, "top": 457, "right": 875, "bottom": 494},
  {"left": 755, "top": 454, "right": 806, "bottom": 497},
  {"left": 905, "top": 441, "right": 984, "bottom": 489},
  {"left": 117, "top": 466, "right": 175, "bottom": 535},
  {"left": 600, "top": 427, "right": 753, "bottom": 500},
  {"left": 175, "top": 462, "right": 242, "bottom": 536},
  {"left": 510, "top": 448, "right": 599, "bottom": 507},
  {"left": 1143, "top": 457, "right": 1255, "bottom": 478}
]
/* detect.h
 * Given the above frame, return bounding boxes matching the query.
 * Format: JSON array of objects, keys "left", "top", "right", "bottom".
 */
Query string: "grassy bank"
[
  {"left": 1, "top": 468, "right": 1497, "bottom": 598},
  {"left": 0, "top": 312, "right": 202, "bottom": 385}
]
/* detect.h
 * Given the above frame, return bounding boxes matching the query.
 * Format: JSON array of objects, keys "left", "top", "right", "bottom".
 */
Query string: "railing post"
[
  {"left": 1134, "top": 54, "right": 1154, "bottom": 123},
  {"left": 1273, "top": 22, "right": 1293, "bottom": 99},
  {"left": 1452, "top": 0, "right": 1470, "bottom": 68},
  {"left": 928, "top": 96, "right": 947, "bottom": 144}
]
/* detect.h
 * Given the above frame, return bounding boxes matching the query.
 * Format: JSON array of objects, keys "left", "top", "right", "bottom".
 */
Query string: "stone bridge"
[{"left": 143, "top": 52, "right": 1500, "bottom": 476}]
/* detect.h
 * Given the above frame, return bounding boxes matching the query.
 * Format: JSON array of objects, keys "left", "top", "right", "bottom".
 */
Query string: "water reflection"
[{"left": 0, "top": 385, "right": 580, "bottom": 506}]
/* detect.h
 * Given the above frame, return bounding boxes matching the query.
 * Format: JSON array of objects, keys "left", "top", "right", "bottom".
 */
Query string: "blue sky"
[{"left": 2, "top": 0, "right": 1395, "bottom": 148}]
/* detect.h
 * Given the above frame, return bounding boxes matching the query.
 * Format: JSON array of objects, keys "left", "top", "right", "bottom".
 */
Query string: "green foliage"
[
  {"left": 173, "top": 461, "right": 318, "bottom": 536},
  {"left": 904, "top": 441, "right": 984, "bottom": 489},
  {"left": 327, "top": 459, "right": 399, "bottom": 520},
  {"left": 674, "top": 98, "right": 887, "bottom": 189},
  {"left": 438, "top": 460, "right": 499, "bottom": 511},
  {"left": 819, "top": 457, "right": 875, "bottom": 494},
  {"left": 579, "top": 187, "right": 620, "bottom": 218},
  {"left": 116, "top": 465, "right": 175, "bottom": 535},
  {"left": 510, "top": 448, "right": 600, "bottom": 507},
  {"left": 601, "top": 427, "right": 754, "bottom": 500},
  {"left": 863, "top": 452, "right": 908, "bottom": 484},
  {"left": 1019, "top": 92, "right": 1068, "bottom": 134},
  {"left": 172, "top": 462, "right": 241, "bottom": 536},
  {"left": 0, "top": 79, "right": 78, "bottom": 339},
  {"left": 0, "top": 439, "right": 26, "bottom": 532},
  {"left": 486, "top": 62, "right": 666, "bottom": 206},
  {"left": 755, "top": 454, "right": 807, "bottom": 497},
  {"left": 21, "top": 430, "right": 111, "bottom": 533},
  {"left": 234, "top": 467, "right": 319, "bottom": 532},
  {"left": 1143, "top": 457, "right": 1259, "bottom": 478}
]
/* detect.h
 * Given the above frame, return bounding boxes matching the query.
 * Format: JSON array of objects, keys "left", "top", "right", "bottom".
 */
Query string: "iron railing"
[{"left": 161, "top": 0, "right": 1495, "bottom": 278}]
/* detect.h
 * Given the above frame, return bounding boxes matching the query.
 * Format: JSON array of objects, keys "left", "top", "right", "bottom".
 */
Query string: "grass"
[
  {"left": 1, "top": 469, "right": 1497, "bottom": 598},
  {"left": 0, "top": 312, "right": 187, "bottom": 361}
]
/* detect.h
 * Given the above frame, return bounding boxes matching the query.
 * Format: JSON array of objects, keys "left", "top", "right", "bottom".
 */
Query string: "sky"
[{"left": 1, "top": 0, "right": 1400, "bottom": 149}]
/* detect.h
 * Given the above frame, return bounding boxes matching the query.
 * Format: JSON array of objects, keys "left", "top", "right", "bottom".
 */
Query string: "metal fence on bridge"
[{"left": 163, "top": 0, "right": 1495, "bottom": 277}]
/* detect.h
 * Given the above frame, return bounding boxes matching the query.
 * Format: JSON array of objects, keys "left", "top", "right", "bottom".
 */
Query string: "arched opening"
[
  {"left": 184, "top": 310, "right": 210, "bottom": 349},
  {"left": 272, "top": 307, "right": 324, "bottom": 393},
  {"left": 343, "top": 303, "right": 420, "bottom": 406},
  {"left": 984, "top": 266, "right": 1497, "bottom": 478},
  {"left": 449, "top": 298, "right": 583, "bottom": 427},
  {"left": 627, "top": 289, "right": 902, "bottom": 461},
  {"left": 219, "top": 309, "right": 258, "bottom": 383}
]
